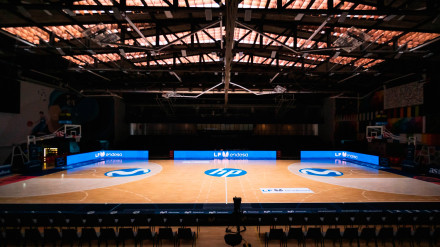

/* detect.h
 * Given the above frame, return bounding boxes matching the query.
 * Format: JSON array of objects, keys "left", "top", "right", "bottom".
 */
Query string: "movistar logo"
[
  {"left": 343, "top": 152, "right": 358, "bottom": 160},
  {"left": 95, "top": 151, "right": 123, "bottom": 158},
  {"left": 299, "top": 168, "right": 343, "bottom": 177},
  {"left": 95, "top": 151, "right": 106, "bottom": 158},
  {"left": 105, "top": 168, "right": 150, "bottom": 177},
  {"left": 335, "top": 152, "right": 342, "bottom": 157}
]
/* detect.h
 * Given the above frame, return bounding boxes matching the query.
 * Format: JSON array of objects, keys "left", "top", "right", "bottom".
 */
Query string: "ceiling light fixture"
[
  {"left": 62, "top": 8, "right": 76, "bottom": 17},
  {"left": 205, "top": 9, "right": 212, "bottom": 21},
  {"left": 164, "top": 11, "right": 173, "bottom": 19},
  {"left": 294, "top": 13, "right": 304, "bottom": 21},
  {"left": 244, "top": 10, "right": 252, "bottom": 21},
  {"left": 383, "top": 15, "right": 396, "bottom": 21}
]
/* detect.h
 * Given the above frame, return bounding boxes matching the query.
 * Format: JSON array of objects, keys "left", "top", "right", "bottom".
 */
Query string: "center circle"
[
  {"left": 105, "top": 168, "right": 151, "bottom": 177},
  {"left": 299, "top": 168, "right": 343, "bottom": 177},
  {"left": 205, "top": 168, "right": 247, "bottom": 177}
]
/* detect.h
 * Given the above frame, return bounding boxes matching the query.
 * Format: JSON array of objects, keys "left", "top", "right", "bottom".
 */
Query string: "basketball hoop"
[
  {"left": 367, "top": 136, "right": 373, "bottom": 143},
  {"left": 74, "top": 135, "right": 81, "bottom": 142}
]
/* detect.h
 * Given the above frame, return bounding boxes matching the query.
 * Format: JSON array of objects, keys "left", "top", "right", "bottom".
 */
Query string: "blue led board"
[
  {"left": 66, "top": 150, "right": 149, "bottom": 165},
  {"left": 300, "top": 151, "right": 379, "bottom": 166},
  {"left": 174, "top": 150, "right": 277, "bottom": 160}
]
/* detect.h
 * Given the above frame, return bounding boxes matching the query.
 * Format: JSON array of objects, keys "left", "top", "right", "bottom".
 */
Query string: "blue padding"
[
  {"left": 66, "top": 150, "right": 149, "bottom": 165},
  {"left": 301, "top": 151, "right": 379, "bottom": 166},
  {"left": 174, "top": 150, "right": 277, "bottom": 160}
]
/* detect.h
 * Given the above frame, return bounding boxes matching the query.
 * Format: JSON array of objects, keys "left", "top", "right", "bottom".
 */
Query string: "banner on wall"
[{"left": 384, "top": 82, "right": 423, "bottom": 110}]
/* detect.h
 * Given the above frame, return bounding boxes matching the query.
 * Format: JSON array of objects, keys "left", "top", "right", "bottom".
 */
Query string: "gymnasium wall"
[{"left": 0, "top": 81, "right": 54, "bottom": 163}]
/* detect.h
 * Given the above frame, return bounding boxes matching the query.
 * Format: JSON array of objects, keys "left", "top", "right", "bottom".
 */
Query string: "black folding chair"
[
  {"left": 177, "top": 227, "right": 196, "bottom": 247},
  {"left": 359, "top": 227, "right": 377, "bottom": 247},
  {"left": 136, "top": 228, "right": 156, "bottom": 247},
  {"left": 414, "top": 227, "right": 431, "bottom": 246},
  {"left": 80, "top": 228, "right": 98, "bottom": 247},
  {"left": 3, "top": 228, "right": 23, "bottom": 246},
  {"left": 24, "top": 228, "right": 42, "bottom": 247},
  {"left": 377, "top": 227, "right": 395, "bottom": 247},
  {"left": 61, "top": 229, "right": 79, "bottom": 247},
  {"left": 395, "top": 227, "right": 413, "bottom": 247},
  {"left": 43, "top": 228, "right": 61, "bottom": 247},
  {"left": 99, "top": 228, "right": 118, "bottom": 247},
  {"left": 285, "top": 227, "right": 305, "bottom": 247},
  {"left": 342, "top": 228, "right": 358, "bottom": 246},
  {"left": 324, "top": 228, "right": 342, "bottom": 247},
  {"left": 119, "top": 227, "right": 135, "bottom": 247},
  {"left": 305, "top": 227, "right": 323, "bottom": 247},
  {"left": 265, "top": 228, "right": 285, "bottom": 247},
  {"left": 157, "top": 227, "right": 176, "bottom": 247}
]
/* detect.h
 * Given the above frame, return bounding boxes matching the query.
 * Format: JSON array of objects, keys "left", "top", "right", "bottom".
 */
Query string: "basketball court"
[{"left": 1, "top": 158, "right": 439, "bottom": 206}]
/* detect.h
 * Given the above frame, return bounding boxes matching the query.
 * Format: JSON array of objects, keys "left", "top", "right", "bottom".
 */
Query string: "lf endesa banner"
[
  {"left": 173, "top": 151, "right": 277, "bottom": 160},
  {"left": 300, "top": 151, "right": 379, "bottom": 166},
  {"left": 67, "top": 150, "right": 149, "bottom": 165}
]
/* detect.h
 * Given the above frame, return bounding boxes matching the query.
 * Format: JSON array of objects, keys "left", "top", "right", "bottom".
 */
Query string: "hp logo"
[
  {"left": 205, "top": 168, "right": 247, "bottom": 177},
  {"left": 299, "top": 168, "right": 343, "bottom": 177},
  {"left": 105, "top": 168, "right": 150, "bottom": 177}
]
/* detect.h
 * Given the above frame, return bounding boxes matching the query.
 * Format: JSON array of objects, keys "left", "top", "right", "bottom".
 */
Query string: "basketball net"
[{"left": 367, "top": 136, "right": 374, "bottom": 142}]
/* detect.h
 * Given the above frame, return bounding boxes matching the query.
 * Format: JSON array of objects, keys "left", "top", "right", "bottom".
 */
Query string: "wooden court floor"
[{"left": 1, "top": 159, "right": 440, "bottom": 204}]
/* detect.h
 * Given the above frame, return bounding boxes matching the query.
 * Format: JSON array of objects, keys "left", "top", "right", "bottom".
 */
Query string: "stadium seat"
[
  {"left": 359, "top": 227, "right": 376, "bottom": 246},
  {"left": 3, "top": 228, "right": 23, "bottom": 246},
  {"left": 342, "top": 227, "right": 358, "bottom": 246},
  {"left": 395, "top": 227, "right": 413, "bottom": 247},
  {"left": 324, "top": 228, "right": 342, "bottom": 246},
  {"left": 305, "top": 227, "right": 323, "bottom": 247},
  {"left": 61, "top": 229, "right": 79, "bottom": 247},
  {"left": 177, "top": 227, "right": 196, "bottom": 247},
  {"left": 99, "top": 228, "right": 118, "bottom": 247},
  {"left": 136, "top": 228, "right": 156, "bottom": 246},
  {"left": 24, "top": 228, "right": 42, "bottom": 247},
  {"left": 377, "top": 227, "right": 395, "bottom": 246},
  {"left": 432, "top": 227, "right": 440, "bottom": 246},
  {"left": 265, "top": 228, "right": 285, "bottom": 247},
  {"left": 80, "top": 228, "right": 98, "bottom": 247},
  {"left": 413, "top": 227, "right": 431, "bottom": 246},
  {"left": 119, "top": 227, "right": 135, "bottom": 246},
  {"left": 285, "top": 227, "right": 305, "bottom": 247},
  {"left": 157, "top": 227, "right": 176, "bottom": 246},
  {"left": 43, "top": 228, "right": 61, "bottom": 246}
]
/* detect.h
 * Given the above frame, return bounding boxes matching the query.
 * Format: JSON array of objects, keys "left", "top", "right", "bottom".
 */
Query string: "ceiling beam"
[{"left": 224, "top": 0, "right": 239, "bottom": 106}]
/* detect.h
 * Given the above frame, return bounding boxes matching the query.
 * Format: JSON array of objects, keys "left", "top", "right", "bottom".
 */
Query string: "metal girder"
[
  {"left": 224, "top": 0, "right": 240, "bottom": 106},
  {"left": 1, "top": 4, "right": 436, "bottom": 15}
]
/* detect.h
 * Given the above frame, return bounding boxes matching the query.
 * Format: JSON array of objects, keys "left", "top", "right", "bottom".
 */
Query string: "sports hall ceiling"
[{"left": 1, "top": 0, "right": 440, "bottom": 122}]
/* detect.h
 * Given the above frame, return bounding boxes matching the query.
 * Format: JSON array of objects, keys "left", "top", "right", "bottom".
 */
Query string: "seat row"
[
  {"left": 264, "top": 226, "right": 440, "bottom": 247},
  {"left": 256, "top": 212, "right": 440, "bottom": 230},
  {"left": 0, "top": 226, "right": 197, "bottom": 247},
  {"left": 2, "top": 212, "right": 439, "bottom": 229}
]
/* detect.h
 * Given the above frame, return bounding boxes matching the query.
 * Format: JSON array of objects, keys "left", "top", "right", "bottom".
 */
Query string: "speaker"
[{"left": 224, "top": 233, "right": 242, "bottom": 246}]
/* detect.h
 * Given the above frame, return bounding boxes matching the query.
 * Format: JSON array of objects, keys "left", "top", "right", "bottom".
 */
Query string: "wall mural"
[{"left": 387, "top": 116, "right": 424, "bottom": 134}]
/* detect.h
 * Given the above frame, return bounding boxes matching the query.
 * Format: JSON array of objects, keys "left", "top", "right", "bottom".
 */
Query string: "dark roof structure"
[{"left": 1, "top": 0, "right": 439, "bottom": 122}]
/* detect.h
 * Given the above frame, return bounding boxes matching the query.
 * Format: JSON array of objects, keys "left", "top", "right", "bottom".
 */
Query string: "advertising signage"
[
  {"left": 300, "top": 151, "right": 379, "bottom": 166},
  {"left": 66, "top": 150, "right": 149, "bottom": 165},
  {"left": 174, "top": 151, "right": 277, "bottom": 160}
]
